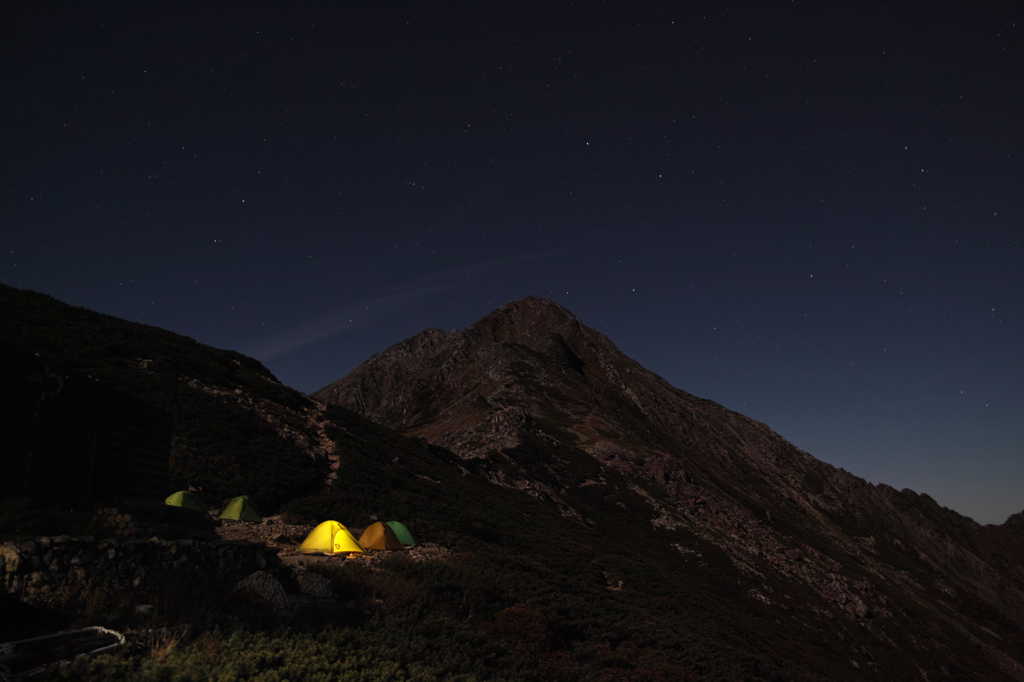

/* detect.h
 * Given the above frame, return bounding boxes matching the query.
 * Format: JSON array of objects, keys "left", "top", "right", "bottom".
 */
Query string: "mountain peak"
[
  {"left": 311, "top": 298, "right": 1024, "bottom": 656},
  {"left": 310, "top": 296, "right": 633, "bottom": 442},
  {"left": 468, "top": 295, "right": 584, "bottom": 347},
  {"left": 497, "top": 294, "right": 570, "bottom": 315}
]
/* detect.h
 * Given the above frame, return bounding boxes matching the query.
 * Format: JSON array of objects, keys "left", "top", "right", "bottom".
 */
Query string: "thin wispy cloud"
[
  {"left": 241, "top": 283, "right": 456, "bottom": 362},
  {"left": 242, "top": 251, "right": 564, "bottom": 361}
]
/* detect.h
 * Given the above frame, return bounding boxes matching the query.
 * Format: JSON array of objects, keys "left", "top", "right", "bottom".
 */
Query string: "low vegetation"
[{"left": 9, "top": 402, "right": 860, "bottom": 681}]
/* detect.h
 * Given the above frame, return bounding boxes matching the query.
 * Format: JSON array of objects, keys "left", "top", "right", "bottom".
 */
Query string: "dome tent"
[
  {"left": 359, "top": 521, "right": 405, "bottom": 550},
  {"left": 297, "top": 520, "right": 363, "bottom": 555},
  {"left": 165, "top": 490, "right": 208, "bottom": 512},
  {"left": 385, "top": 521, "right": 417, "bottom": 547},
  {"left": 219, "top": 496, "right": 262, "bottom": 522}
]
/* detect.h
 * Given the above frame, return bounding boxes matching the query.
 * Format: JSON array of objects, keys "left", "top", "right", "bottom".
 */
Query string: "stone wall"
[{"left": 2, "top": 535, "right": 270, "bottom": 597}]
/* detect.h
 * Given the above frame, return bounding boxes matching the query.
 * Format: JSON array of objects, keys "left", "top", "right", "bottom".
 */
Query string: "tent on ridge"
[
  {"left": 165, "top": 490, "right": 208, "bottom": 512},
  {"left": 359, "top": 521, "right": 404, "bottom": 551},
  {"left": 219, "top": 496, "right": 262, "bottom": 522},
  {"left": 297, "top": 520, "right": 363, "bottom": 555},
  {"left": 385, "top": 521, "right": 416, "bottom": 547}
]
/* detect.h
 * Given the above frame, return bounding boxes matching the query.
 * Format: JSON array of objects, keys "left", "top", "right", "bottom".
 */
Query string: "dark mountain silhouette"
[
  {"left": 0, "top": 284, "right": 331, "bottom": 512},
  {"left": 314, "top": 294, "right": 1024, "bottom": 679},
  {"left": 4, "top": 283, "right": 1024, "bottom": 679}
]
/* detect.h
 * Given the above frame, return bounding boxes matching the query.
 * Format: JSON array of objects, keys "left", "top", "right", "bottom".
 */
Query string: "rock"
[
  {"left": 1, "top": 545, "right": 20, "bottom": 573},
  {"left": 233, "top": 570, "right": 289, "bottom": 611},
  {"left": 298, "top": 572, "right": 334, "bottom": 597}
]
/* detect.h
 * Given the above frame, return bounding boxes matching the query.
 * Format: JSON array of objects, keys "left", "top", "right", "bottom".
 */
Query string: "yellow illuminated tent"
[
  {"left": 219, "top": 496, "right": 262, "bottom": 522},
  {"left": 358, "top": 521, "right": 405, "bottom": 550},
  {"left": 165, "top": 490, "right": 208, "bottom": 512},
  {"left": 297, "top": 520, "right": 363, "bottom": 555}
]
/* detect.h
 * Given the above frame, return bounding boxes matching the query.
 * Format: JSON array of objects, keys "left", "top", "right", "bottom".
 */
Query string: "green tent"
[
  {"left": 385, "top": 521, "right": 416, "bottom": 547},
  {"left": 219, "top": 496, "right": 262, "bottom": 522},
  {"left": 165, "top": 490, "right": 209, "bottom": 512}
]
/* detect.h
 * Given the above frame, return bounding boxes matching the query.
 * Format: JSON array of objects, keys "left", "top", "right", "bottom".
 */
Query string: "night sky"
[{"left": 3, "top": 3, "right": 1021, "bottom": 524}]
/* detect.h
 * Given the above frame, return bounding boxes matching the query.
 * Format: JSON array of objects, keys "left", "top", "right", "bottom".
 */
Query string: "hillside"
[
  {"left": 314, "top": 295, "right": 1024, "bottom": 679},
  {"left": 0, "top": 283, "right": 330, "bottom": 513},
  {"left": 3, "top": 284, "right": 1023, "bottom": 680}
]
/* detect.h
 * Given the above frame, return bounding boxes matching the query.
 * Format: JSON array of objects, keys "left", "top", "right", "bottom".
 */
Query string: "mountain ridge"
[{"left": 315, "top": 294, "right": 1024, "bottom": 676}]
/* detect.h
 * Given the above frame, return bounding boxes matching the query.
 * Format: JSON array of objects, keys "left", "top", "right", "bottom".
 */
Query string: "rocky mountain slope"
[{"left": 314, "top": 295, "right": 1024, "bottom": 679}]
